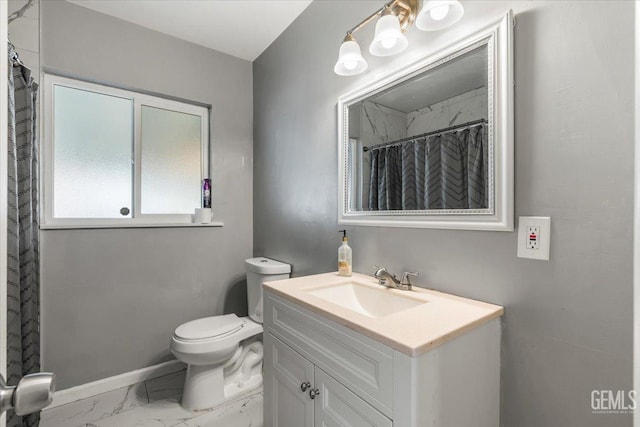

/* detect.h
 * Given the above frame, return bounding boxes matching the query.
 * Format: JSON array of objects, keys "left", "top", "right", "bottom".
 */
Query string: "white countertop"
[{"left": 264, "top": 272, "right": 504, "bottom": 357}]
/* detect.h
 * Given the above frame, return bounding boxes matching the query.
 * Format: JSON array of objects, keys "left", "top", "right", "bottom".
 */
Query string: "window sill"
[{"left": 40, "top": 221, "right": 224, "bottom": 230}]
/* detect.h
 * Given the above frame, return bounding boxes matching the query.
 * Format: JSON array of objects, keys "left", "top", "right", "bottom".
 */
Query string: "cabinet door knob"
[
  {"left": 309, "top": 388, "right": 320, "bottom": 399},
  {"left": 300, "top": 381, "right": 311, "bottom": 392}
]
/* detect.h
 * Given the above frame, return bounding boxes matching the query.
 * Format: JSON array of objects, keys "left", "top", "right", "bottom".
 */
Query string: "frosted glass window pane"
[
  {"left": 141, "top": 106, "right": 202, "bottom": 214},
  {"left": 53, "top": 85, "right": 133, "bottom": 218}
]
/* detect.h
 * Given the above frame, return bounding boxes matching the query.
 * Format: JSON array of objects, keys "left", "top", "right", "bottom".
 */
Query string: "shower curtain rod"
[{"left": 362, "top": 118, "right": 487, "bottom": 152}]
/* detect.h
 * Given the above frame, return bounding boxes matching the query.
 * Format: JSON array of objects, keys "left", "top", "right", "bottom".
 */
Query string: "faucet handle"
[{"left": 401, "top": 271, "right": 419, "bottom": 286}]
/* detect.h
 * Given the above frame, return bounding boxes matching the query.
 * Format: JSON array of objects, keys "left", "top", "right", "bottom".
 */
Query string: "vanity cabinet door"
[
  {"left": 265, "top": 293, "right": 394, "bottom": 416},
  {"left": 314, "top": 367, "right": 392, "bottom": 427},
  {"left": 265, "top": 333, "right": 315, "bottom": 427}
]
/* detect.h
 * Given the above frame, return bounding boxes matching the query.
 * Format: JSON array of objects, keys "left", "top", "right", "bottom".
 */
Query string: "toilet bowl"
[{"left": 170, "top": 257, "right": 291, "bottom": 411}]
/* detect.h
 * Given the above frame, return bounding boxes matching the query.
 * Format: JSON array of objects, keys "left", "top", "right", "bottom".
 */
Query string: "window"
[{"left": 42, "top": 74, "right": 210, "bottom": 227}]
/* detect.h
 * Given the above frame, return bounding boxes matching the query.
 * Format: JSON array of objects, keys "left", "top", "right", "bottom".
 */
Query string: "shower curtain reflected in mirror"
[
  {"left": 367, "top": 124, "right": 487, "bottom": 211},
  {"left": 7, "top": 44, "right": 40, "bottom": 427}
]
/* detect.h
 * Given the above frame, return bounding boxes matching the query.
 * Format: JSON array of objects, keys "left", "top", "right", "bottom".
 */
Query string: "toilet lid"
[{"left": 174, "top": 314, "right": 243, "bottom": 340}]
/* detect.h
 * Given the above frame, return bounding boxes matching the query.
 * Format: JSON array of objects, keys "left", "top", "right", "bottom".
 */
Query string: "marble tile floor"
[
  {"left": 41, "top": 370, "right": 190, "bottom": 427},
  {"left": 86, "top": 389, "right": 263, "bottom": 427}
]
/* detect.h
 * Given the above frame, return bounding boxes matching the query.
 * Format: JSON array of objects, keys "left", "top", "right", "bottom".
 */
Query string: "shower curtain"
[
  {"left": 368, "top": 124, "right": 487, "bottom": 211},
  {"left": 7, "top": 44, "right": 40, "bottom": 427}
]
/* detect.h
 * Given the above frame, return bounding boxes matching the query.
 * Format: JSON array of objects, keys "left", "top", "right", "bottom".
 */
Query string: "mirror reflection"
[{"left": 347, "top": 44, "right": 489, "bottom": 212}]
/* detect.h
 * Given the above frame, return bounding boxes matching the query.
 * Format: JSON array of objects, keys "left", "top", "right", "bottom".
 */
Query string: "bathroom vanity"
[{"left": 263, "top": 272, "right": 503, "bottom": 427}]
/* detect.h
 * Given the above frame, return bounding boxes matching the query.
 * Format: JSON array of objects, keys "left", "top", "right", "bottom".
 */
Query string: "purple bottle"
[{"left": 202, "top": 179, "right": 211, "bottom": 208}]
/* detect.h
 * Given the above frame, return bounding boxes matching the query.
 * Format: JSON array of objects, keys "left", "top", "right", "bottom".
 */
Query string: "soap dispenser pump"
[{"left": 338, "top": 230, "right": 352, "bottom": 277}]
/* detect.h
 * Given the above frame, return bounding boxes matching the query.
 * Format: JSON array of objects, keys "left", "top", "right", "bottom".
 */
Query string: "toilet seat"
[
  {"left": 170, "top": 316, "right": 263, "bottom": 362},
  {"left": 175, "top": 314, "right": 243, "bottom": 341}
]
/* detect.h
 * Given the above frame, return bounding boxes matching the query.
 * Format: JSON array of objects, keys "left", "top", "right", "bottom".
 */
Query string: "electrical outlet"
[
  {"left": 526, "top": 226, "right": 540, "bottom": 249},
  {"left": 518, "top": 217, "right": 550, "bottom": 260}
]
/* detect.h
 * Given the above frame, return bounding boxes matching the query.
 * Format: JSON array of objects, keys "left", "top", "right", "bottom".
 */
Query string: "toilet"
[{"left": 170, "top": 257, "right": 291, "bottom": 411}]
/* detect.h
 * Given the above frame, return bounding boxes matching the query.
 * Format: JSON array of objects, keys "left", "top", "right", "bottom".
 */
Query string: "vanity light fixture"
[{"left": 334, "top": 0, "right": 464, "bottom": 76}]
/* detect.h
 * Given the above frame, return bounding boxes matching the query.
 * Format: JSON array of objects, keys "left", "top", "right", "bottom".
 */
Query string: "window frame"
[{"left": 41, "top": 73, "right": 210, "bottom": 228}]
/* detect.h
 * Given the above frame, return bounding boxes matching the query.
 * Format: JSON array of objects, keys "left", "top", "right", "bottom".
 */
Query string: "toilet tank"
[{"left": 245, "top": 257, "right": 291, "bottom": 323}]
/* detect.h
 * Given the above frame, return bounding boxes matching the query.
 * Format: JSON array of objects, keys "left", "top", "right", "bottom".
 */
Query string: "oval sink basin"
[{"left": 307, "top": 281, "right": 427, "bottom": 318}]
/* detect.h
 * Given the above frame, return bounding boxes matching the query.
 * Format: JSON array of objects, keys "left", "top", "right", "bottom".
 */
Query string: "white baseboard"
[{"left": 46, "top": 359, "right": 186, "bottom": 409}]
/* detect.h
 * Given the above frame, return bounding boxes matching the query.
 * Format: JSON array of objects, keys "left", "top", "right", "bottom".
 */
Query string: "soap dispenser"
[{"left": 338, "top": 230, "right": 352, "bottom": 277}]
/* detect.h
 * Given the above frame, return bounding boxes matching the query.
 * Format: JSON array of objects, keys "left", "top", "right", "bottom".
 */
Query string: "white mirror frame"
[{"left": 338, "top": 11, "right": 514, "bottom": 231}]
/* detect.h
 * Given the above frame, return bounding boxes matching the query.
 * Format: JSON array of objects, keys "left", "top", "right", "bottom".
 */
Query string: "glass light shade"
[
  {"left": 416, "top": 0, "right": 464, "bottom": 31},
  {"left": 429, "top": 4, "right": 449, "bottom": 21},
  {"left": 334, "top": 39, "right": 368, "bottom": 76},
  {"left": 369, "top": 14, "right": 408, "bottom": 57}
]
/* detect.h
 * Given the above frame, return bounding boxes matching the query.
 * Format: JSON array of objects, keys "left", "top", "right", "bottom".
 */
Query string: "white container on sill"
[{"left": 193, "top": 208, "right": 213, "bottom": 224}]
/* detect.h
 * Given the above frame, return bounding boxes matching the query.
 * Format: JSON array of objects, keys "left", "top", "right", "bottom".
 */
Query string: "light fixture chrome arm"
[
  {"left": 346, "top": 0, "right": 420, "bottom": 37},
  {"left": 346, "top": 4, "right": 387, "bottom": 36}
]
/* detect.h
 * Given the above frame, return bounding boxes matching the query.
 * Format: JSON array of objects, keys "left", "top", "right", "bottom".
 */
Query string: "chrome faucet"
[{"left": 374, "top": 266, "right": 419, "bottom": 291}]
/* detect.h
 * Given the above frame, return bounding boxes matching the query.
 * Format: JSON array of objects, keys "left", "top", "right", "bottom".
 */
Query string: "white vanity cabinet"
[
  {"left": 265, "top": 333, "right": 392, "bottom": 427},
  {"left": 263, "top": 289, "right": 502, "bottom": 427}
]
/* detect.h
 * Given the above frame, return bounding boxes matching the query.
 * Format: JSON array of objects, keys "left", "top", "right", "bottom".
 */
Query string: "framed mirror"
[{"left": 338, "top": 12, "right": 513, "bottom": 231}]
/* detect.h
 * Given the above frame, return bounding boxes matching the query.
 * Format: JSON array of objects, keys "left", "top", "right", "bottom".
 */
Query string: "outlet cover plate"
[{"left": 517, "top": 216, "right": 551, "bottom": 260}]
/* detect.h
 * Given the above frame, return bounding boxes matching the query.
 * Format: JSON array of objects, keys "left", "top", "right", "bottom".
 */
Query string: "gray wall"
[
  {"left": 253, "top": 1, "right": 634, "bottom": 426},
  {"left": 40, "top": 1, "right": 253, "bottom": 389}
]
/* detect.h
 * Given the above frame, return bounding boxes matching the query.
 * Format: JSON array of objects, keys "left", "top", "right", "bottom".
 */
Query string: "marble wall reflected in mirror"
[
  {"left": 348, "top": 44, "right": 488, "bottom": 212},
  {"left": 338, "top": 12, "right": 514, "bottom": 230}
]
